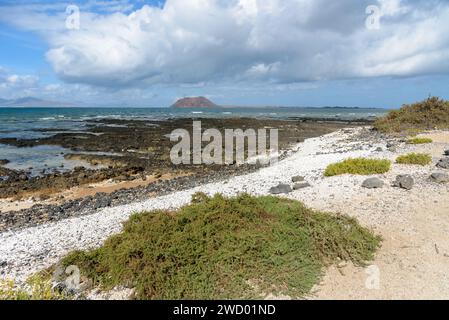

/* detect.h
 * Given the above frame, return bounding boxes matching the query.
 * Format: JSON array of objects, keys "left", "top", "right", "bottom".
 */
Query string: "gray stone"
[
  {"left": 387, "top": 143, "right": 397, "bottom": 152},
  {"left": 393, "top": 174, "right": 414, "bottom": 190},
  {"left": 362, "top": 178, "right": 384, "bottom": 189},
  {"left": 375, "top": 147, "right": 383, "bottom": 152},
  {"left": 444, "top": 150, "right": 449, "bottom": 156},
  {"left": 291, "top": 175, "right": 305, "bottom": 183},
  {"left": 437, "top": 158, "right": 449, "bottom": 169},
  {"left": 0, "top": 261, "right": 7, "bottom": 268},
  {"left": 269, "top": 184, "right": 292, "bottom": 194},
  {"left": 293, "top": 182, "right": 311, "bottom": 190},
  {"left": 431, "top": 172, "right": 449, "bottom": 183}
]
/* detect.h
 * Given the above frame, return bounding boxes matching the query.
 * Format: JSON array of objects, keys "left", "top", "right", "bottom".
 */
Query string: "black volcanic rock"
[{"left": 171, "top": 96, "right": 218, "bottom": 108}]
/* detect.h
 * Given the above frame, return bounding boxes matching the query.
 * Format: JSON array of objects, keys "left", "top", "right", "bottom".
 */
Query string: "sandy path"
[
  {"left": 295, "top": 132, "right": 449, "bottom": 300},
  {"left": 308, "top": 193, "right": 449, "bottom": 300}
]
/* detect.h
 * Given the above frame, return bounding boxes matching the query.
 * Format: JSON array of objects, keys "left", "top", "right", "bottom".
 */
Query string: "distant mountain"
[
  {"left": 0, "top": 97, "right": 73, "bottom": 107},
  {"left": 171, "top": 96, "right": 219, "bottom": 108}
]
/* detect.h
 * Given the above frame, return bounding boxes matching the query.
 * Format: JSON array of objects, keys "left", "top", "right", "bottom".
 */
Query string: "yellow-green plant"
[
  {"left": 396, "top": 153, "right": 432, "bottom": 166},
  {"left": 0, "top": 275, "right": 70, "bottom": 300},
  {"left": 324, "top": 158, "right": 391, "bottom": 177},
  {"left": 407, "top": 137, "right": 433, "bottom": 144}
]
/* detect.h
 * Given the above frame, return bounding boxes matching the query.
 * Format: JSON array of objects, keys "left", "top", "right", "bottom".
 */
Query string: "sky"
[{"left": 0, "top": 0, "right": 449, "bottom": 108}]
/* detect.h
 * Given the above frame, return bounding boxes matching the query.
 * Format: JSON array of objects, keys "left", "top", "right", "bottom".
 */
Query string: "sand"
[{"left": 303, "top": 131, "right": 449, "bottom": 300}]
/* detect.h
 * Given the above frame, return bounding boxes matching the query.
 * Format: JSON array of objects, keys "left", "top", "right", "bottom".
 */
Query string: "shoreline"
[
  {"left": 0, "top": 117, "right": 360, "bottom": 230},
  {"left": 1, "top": 126, "right": 448, "bottom": 299}
]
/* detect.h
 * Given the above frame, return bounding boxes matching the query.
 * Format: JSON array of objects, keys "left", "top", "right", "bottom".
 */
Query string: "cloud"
[
  {"left": 0, "top": 65, "right": 167, "bottom": 106},
  {"left": 0, "top": 68, "right": 39, "bottom": 93},
  {"left": 1, "top": 0, "right": 449, "bottom": 89}
]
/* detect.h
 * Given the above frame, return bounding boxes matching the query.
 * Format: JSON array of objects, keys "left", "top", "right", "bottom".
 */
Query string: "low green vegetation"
[
  {"left": 396, "top": 153, "right": 432, "bottom": 166},
  {"left": 324, "top": 158, "right": 391, "bottom": 177},
  {"left": 0, "top": 274, "right": 69, "bottom": 300},
  {"left": 60, "top": 193, "right": 380, "bottom": 300},
  {"left": 375, "top": 97, "right": 449, "bottom": 134},
  {"left": 407, "top": 137, "right": 433, "bottom": 145}
]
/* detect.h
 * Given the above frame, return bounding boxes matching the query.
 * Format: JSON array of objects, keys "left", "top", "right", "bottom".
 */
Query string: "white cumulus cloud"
[
  {"left": 1, "top": 0, "right": 449, "bottom": 88},
  {"left": 0, "top": 68, "right": 39, "bottom": 93}
]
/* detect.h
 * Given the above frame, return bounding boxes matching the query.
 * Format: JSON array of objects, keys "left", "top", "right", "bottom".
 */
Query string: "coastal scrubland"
[{"left": 375, "top": 97, "right": 449, "bottom": 134}]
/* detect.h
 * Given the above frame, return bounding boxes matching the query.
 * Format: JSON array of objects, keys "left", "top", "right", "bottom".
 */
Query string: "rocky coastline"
[{"left": 0, "top": 117, "right": 362, "bottom": 231}]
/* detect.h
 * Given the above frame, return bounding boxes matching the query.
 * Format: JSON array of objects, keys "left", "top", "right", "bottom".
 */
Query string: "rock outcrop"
[{"left": 171, "top": 97, "right": 218, "bottom": 108}]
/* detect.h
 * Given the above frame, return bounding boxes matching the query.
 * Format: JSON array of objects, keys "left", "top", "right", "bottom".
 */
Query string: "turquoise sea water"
[
  {"left": 0, "top": 107, "right": 388, "bottom": 176},
  {"left": 0, "top": 107, "right": 387, "bottom": 140}
]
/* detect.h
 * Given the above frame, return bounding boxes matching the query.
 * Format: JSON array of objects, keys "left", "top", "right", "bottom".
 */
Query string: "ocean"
[
  {"left": 0, "top": 107, "right": 388, "bottom": 176},
  {"left": 0, "top": 107, "right": 387, "bottom": 139}
]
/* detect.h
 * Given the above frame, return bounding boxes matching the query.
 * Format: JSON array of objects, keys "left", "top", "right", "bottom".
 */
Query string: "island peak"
[{"left": 171, "top": 96, "right": 219, "bottom": 108}]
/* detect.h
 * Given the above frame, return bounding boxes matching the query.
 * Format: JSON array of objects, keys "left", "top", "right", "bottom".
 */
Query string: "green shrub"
[
  {"left": 407, "top": 137, "right": 433, "bottom": 144},
  {"left": 396, "top": 153, "right": 432, "bottom": 166},
  {"left": 0, "top": 275, "right": 69, "bottom": 300},
  {"left": 375, "top": 97, "right": 449, "bottom": 133},
  {"left": 61, "top": 193, "right": 380, "bottom": 300},
  {"left": 324, "top": 158, "right": 391, "bottom": 177}
]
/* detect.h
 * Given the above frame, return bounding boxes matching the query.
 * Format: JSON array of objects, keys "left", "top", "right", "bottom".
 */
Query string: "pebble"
[
  {"left": 388, "top": 146, "right": 397, "bottom": 152},
  {"left": 362, "top": 178, "right": 384, "bottom": 189},
  {"left": 437, "top": 158, "right": 449, "bottom": 169},
  {"left": 291, "top": 175, "right": 305, "bottom": 183},
  {"left": 393, "top": 175, "right": 414, "bottom": 190},
  {"left": 293, "top": 182, "right": 311, "bottom": 190},
  {"left": 430, "top": 172, "right": 449, "bottom": 183},
  {"left": 269, "top": 184, "right": 292, "bottom": 194},
  {"left": 0, "top": 170, "right": 257, "bottom": 232}
]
